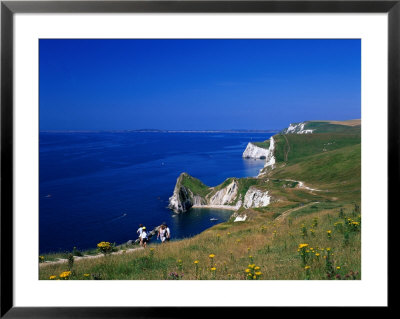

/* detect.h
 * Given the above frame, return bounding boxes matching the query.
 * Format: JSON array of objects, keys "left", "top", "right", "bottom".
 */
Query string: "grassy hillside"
[
  {"left": 272, "top": 131, "right": 360, "bottom": 165},
  {"left": 39, "top": 203, "right": 360, "bottom": 280},
  {"left": 303, "top": 121, "right": 361, "bottom": 134},
  {"left": 39, "top": 120, "right": 361, "bottom": 280},
  {"left": 180, "top": 173, "right": 211, "bottom": 197}
]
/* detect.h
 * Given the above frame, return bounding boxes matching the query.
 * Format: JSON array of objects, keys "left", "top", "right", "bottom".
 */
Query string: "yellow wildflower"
[{"left": 59, "top": 271, "right": 71, "bottom": 278}]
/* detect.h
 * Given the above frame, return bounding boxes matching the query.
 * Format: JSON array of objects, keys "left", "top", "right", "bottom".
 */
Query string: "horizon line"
[{"left": 39, "top": 129, "right": 282, "bottom": 133}]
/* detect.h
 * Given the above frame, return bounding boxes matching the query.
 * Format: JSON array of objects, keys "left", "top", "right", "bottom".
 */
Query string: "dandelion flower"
[
  {"left": 298, "top": 244, "right": 309, "bottom": 249},
  {"left": 59, "top": 271, "right": 71, "bottom": 278}
]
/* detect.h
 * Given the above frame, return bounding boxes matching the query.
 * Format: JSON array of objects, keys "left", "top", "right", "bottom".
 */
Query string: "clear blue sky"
[{"left": 39, "top": 39, "right": 360, "bottom": 131}]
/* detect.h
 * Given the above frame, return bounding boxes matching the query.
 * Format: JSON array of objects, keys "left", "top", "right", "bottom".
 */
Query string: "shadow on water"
[{"left": 168, "top": 208, "right": 233, "bottom": 240}]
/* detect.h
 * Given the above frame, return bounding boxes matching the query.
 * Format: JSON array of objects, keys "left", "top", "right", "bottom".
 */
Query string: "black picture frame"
[{"left": 1, "top": 0, "right": 395, "bottom": 317}]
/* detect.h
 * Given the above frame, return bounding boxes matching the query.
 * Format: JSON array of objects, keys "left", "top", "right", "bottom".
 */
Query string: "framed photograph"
[{"left": 1, "top": 0, "right": 395, "bottom": 316}]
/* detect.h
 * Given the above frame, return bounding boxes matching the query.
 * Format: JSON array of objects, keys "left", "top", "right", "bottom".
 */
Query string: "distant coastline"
[{"left": 40, "top": 129, "right": 281, "bottom": 133}]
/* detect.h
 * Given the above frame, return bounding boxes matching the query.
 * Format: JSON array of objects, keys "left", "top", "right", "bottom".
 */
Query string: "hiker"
[
  {"left": 140, "top": 226, "right": 148, "bottom": 247},
  {"left": 165, "top": 224, "right": 171, "bottom": 242},
  {"left": 137, "top": 224, "right": 143, "bottom": 239},
  {"left": 157, "top": 225, "right": 167, "bottom": 243},
  {"left": 157, "top": 223, "right": 171, "bottom": 243}
]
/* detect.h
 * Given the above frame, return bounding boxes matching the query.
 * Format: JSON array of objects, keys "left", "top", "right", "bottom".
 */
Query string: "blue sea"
[{"left": 39, "top": 131, "right": 273, "bottom": 254}]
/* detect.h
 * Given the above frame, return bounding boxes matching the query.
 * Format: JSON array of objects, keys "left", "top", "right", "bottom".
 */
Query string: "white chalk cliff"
[
  {"left": 168, "top": 174, "right": 243, "bottom": 214},
  {"left": 168, "top": 173, "right": 207, "bottom": 213},
  {"left": 263, "top": 137, "right": 276, "bottom": 168},
  {"left": 209, "top": 180, "right": 238, "bottom": 205},
  {"left": 243, "top": 187, "right": 271, "bottom": 208},
  {"left": 282, "top": 122, "right": 314, "bottom": 134},
  {"left": 257, "top": 136, "right": 276, "bottom": 176},
  {"left": 242, "top": 143, "right": 270, "bottom": 159}
]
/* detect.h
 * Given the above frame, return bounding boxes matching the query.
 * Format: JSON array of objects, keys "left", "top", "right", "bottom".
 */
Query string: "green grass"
[
  {"left": 273, "top": 131, "right": 360, "bottom": 164},
  {"left": 270, "top": 144, "right": 361, "bottom": 190},
  {"left": 180, "top": 173, "right": 211, "bottom": 197},
  {"left": 252, "top": 140, "right": 270, "bottom": 149},
  {"left": 304, "top": 121, "right": 361, "bottom": 134},
  {"left": 289, "top": 202, "right": 351, "bottom": 218},
  {"left": 39, "top": 203, "right": 360, "bottom": 280}
]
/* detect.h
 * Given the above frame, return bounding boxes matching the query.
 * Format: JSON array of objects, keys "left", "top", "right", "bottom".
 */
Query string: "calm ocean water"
[{"left": 39, "top": 131, "right": 272, "bottom": 254}]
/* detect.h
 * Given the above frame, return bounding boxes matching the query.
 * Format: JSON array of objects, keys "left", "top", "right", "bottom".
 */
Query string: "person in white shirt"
[
  {"left": 165, "top": 225, "right": 171, "bottom": 242},
  {"left": 137, "top": 224, "right": 143, "bottom": 238},
  {"left": 157, "top": 225, "right": 167, "bottom": 243},
  {"left": 140, "top": 227, "right": 148, "bottom": 247},
  {"left": 157, "top": 223, "right": 171, "bottom": 243}
]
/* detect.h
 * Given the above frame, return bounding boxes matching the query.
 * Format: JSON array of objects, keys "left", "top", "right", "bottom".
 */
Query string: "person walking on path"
[
  {"left": 140, "top": 226, "right": 149, "bottom": 247},
  {"left": 157, "top": 225, "right": 167, "bottom": 243},
  {"left": 137, "top": 224, "right": 143, "bottom": 239},
  {"left": 157, "top": 223, "right": 171, "bottom": 243},
  {"left": 165, "top": 224, "right": 171, "bottom": 242}
]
